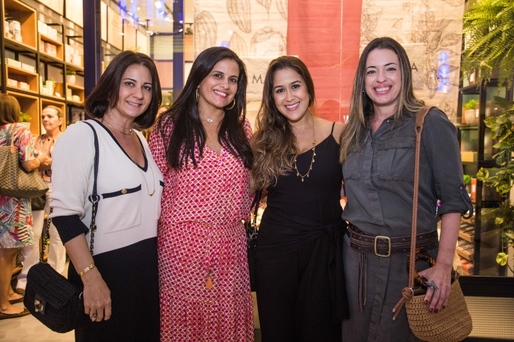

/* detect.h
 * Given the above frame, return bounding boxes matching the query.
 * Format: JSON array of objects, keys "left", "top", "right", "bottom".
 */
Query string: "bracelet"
[{"left": 79, "top": 263, "right": 95, "bottom": 277}]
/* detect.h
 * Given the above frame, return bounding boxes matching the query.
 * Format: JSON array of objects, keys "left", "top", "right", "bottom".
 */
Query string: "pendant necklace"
[
  {"left": 293, "top": 120, "right": 316, "bottom": 182},
  {"left": 102, "top": 117, "right": 133, "bottom": 135},
  {"left": 137, "top": 147, "right": 156, "bottom": 196}
]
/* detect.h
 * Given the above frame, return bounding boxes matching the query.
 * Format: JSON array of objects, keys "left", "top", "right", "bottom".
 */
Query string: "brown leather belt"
[{"left": 347, "top": 224, "right": 438, "bottom": 257}]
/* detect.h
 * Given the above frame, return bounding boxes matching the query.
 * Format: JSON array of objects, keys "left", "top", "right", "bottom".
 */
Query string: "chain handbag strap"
[
  {"left": 39, "top": 121, "right": 100, "bottom": 261},
  {"left": 83, "top": 121, "right": 100, "bottom": 255}
]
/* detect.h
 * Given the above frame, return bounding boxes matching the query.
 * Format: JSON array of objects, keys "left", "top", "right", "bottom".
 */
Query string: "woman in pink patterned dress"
[{"left": 149, "top": 47, "right": 254, "bottom": 341}]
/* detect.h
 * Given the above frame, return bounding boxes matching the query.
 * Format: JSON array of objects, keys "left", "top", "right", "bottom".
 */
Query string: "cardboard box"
[{"left": 461, "top": 151, "right": 477, "bottom": 163}]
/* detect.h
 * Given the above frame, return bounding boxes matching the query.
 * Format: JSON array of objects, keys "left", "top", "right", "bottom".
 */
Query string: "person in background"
[
  {"left": 149, "top": 46, "right": 254, "bottom": 341},
  {"left": 339, "top": 37, "right": 473, "bottom": 341},
  {"left": 251, "top": 55, "right": 348, "bottom": 341},
  {"left": 0, "top": 94, "right": 40, "bottom": 319},
  {"left": 16, "top": 105, "right": 66, "bottom": 294},
  {"left": 50, "top": 50, "right": 163, "bottom": 341}
]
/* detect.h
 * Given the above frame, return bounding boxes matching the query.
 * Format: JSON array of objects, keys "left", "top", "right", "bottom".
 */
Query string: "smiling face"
[
  {"left": 197, "top": 58, "right": 239, "bottom": 111},
  {"left": 111, "top": 64, "right": 153, "bottom": 120},
  {"left": 41, "top": 106, "right": 62, "bottom": 133},
  {"left": 364, "top": 48, "right": 402, "bottom": 114},
  {"left": 272, "top": 67, "right": 310, "bottom": 123}
]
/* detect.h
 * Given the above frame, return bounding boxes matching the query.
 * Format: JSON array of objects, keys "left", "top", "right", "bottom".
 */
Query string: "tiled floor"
[
  {"left": 1, "top": 267, "right": 262, "bottom": 341},
  {"left": 0, "top": 302, "right": 261, "bottom": 341}
]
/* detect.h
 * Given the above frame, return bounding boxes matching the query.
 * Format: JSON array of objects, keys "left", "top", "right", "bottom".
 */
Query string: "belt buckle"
[{"left": 374, "top": 235, "right": 391, "bottom": 257}]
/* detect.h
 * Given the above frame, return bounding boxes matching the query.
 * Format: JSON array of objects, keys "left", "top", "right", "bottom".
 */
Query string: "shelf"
[
  {"left": 3, "top": 36, "right": 37, "bottom": 53},
  {"left": 6, "top": 90, "right": 40, "bottom": 136},
  {"left": 4, "top": 0, "right": 37, "bottom": 50},
  {"left": 66, "top": 83, "right": 84, "bottom": 103},
  {"left": 456, "top": 246, "right": 474, "bottom": 261},
  {"left": 39, "top": 33, "right": 64, "bottom": 61},
  {"left": 459, "top": 230, "right": 474, "bottom": 243},
  {"left": 5, "top": 64, "right": 39, "bottom": 93}
]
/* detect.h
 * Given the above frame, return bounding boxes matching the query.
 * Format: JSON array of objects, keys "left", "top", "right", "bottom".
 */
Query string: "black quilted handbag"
[
  {"left": 24, "top": 122, "right": 100, "bottom": 333},
  {"left": 24, "top": 262, "right": 86, "bottom": 333}
]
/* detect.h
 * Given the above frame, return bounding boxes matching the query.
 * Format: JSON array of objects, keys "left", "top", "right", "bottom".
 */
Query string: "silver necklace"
[{"left": 293, "top": 121, "right": 316, "bottom": 182}]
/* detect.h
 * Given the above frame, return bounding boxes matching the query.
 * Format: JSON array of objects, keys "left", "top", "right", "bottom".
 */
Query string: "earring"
[
  {"left": 225, "top": 99, "right": 236, "bottom": 110},
  {"left": 195, "top": 88, "right": 199, "bottom": 102}
]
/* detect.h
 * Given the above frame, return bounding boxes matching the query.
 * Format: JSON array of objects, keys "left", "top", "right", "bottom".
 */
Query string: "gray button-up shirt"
[{"left": 342, "top": 108, "right": 471, "bottom": 237}]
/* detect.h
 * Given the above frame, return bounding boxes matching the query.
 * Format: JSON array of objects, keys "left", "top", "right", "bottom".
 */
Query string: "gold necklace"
[
  {"left": 140, "top": 164, "right": 156, "bottom": 196},
  {"left": 103, "top": 118, "right": 133, "bottom": 135},
  {"left": 138, "top": 147, "right": 156, "bottom": 196},
  {"left": 293, "top": 120, "right": 316, "bottom": 182}
]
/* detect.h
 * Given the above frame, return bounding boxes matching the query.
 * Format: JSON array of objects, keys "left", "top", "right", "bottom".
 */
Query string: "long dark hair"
[
  {"left": 85, "top": 50, "right": 162, "bottom": 129},
  {"left": 157, "top": 46, "right": 252, "bottom": 170}
]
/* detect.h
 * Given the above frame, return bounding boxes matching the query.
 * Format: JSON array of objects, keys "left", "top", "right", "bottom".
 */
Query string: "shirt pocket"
[
  {"left": 376, "top": 139, "right": 415, "bottom": 182},
  {"left": 99, "top": 185, "right": 142, "bottom": 233},
  {"left": 342, "top": 151, "right": 363, "bottom": 181}
]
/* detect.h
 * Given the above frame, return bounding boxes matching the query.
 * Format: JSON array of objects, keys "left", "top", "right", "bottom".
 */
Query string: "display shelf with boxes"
[
  {"left": 4, "top": 59, "right": 38, "bottom": 94},
  {"left": 1, "top": 0, "right": 84, "bottom": 134},
  {"left": 38, "top": 22, "right": 64, "bottom": 62},
  {"left": 457, "top": 78, "right": 513, "bottom": 276},
  {"left": 6, "top": 90, "right": 40, "bottom": 135},
  {"left": 3, "top": 0, "right": 36, "bottom": 51}
]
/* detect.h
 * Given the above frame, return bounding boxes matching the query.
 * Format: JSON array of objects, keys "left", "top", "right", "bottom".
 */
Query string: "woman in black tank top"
[{"left": 251, "top": 56, "right": 349, "bottom": 342}]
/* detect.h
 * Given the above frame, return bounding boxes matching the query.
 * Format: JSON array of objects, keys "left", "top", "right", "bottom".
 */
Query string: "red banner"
[{"left": 287, "top": 0, "right": 363, "bottom": 122}]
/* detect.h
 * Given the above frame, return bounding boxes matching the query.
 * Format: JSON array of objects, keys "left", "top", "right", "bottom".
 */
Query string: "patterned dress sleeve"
[
  {"left": 242, "top": 118, "right": 253, "bottom": 141},
  {"left": 15, "top": 125, "right": 36, "bottom": 162},
  {"left": 149, "top": 119, "right": 174, "bottom": 175}
]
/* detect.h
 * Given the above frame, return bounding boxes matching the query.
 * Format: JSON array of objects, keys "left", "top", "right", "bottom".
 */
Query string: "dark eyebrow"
[
  {"left": 273, "top": 80, "right": 301, "bottom": 91},
  {"left": 212, "top": 69, "right": 239, "bottom": 79},
  {"left": 123, "top": 77, "right": 152, "bottom": 85}
]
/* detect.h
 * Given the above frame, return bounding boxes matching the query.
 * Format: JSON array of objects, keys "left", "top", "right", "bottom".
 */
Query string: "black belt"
[{"left": 347, "top": 224, "right": 438, "bottom": 257}]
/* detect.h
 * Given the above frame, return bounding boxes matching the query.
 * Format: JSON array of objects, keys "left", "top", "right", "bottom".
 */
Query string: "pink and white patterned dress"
[
  {"left": 0, "top": 124, "right": 35, "bottom": 249},
  {"left": 149, "top": 120, "right": 254, "bottom": 342}
]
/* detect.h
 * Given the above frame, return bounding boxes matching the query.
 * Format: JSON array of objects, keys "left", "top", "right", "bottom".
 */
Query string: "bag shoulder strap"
[
  {"left": 41, "top": 121, "right": 100, "bottom": 261},
  {"left": 83, "top": 121, "right": 100, "bottom": 255},
  {"left": 409, "top": 106, "right": 433, "bottom": 286},
  {"left": 392, "top": 106, "right": 433, "bottom": 319}
]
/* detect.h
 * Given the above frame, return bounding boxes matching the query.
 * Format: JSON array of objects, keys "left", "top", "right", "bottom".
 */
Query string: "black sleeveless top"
[{"left": 264, "top": 123, "right": 343, "bottom": 226}]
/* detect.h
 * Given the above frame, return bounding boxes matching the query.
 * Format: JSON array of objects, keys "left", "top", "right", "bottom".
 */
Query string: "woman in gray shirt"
[{"left": 339, "top": 37, "right": 473, "bottom": 341}]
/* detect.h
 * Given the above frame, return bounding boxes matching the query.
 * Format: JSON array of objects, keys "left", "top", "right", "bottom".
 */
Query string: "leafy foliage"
[
  {"left": 462, "top": 0, "right": 514, "bottom": 88},
  {"left": 476, "top": 97, "right": 514, "bottom": 271}
]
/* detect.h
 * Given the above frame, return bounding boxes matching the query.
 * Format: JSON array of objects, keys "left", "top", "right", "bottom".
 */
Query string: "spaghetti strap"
[{"left": 330, "top": 122, "right": 335, "bottom": 134}]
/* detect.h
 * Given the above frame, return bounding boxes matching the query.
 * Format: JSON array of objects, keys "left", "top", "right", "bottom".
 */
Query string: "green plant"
[
  {"left": 462, "top": 0, "right": 514, "bottom": 88},
  {"left": 476, "top": 97, "right": 514, "bottom": 272},
  {"left": 463, "top": 99, "right": 479, "bottom": 110},
  {"left": 463, "top": 174, "right": 472, "bottom": 186},
  {"left": 18, "top": 111, "right": 31, "bottom": 122}
]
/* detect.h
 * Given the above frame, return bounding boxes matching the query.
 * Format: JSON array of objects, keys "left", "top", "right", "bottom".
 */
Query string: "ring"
[{"left": 426, "top": 281, "right": 439, "bottom": 291}]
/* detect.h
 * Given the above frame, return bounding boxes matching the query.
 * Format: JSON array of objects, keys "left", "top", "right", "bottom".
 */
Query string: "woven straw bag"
[
  {"left": 406, "top": 275, "right": 472, "bottom": 341},
  {"left": 0, "top": 124, "right": 48, "bottom": 199}
]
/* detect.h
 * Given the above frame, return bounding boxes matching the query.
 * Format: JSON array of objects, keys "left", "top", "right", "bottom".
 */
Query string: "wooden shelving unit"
[{"left": 1, "top": 0, "right": 84, "bottom": 135}]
